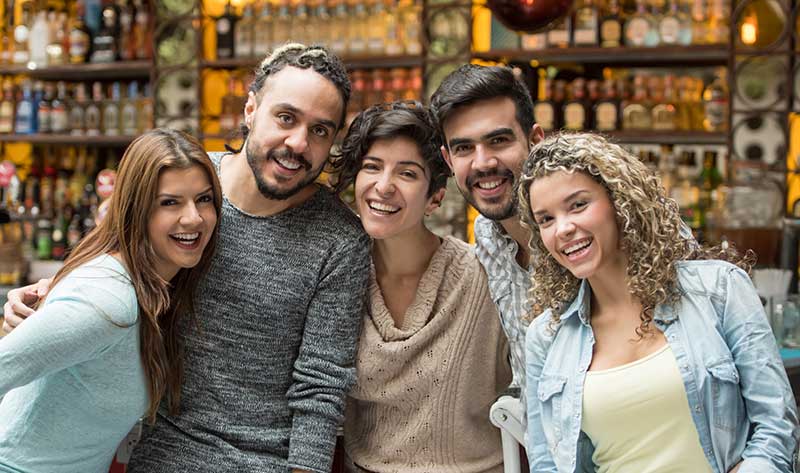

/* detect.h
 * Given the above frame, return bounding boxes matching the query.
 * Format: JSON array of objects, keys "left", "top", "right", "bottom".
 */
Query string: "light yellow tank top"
[{"left": 581, "top": 344, "right": 714, "bottom": 473}]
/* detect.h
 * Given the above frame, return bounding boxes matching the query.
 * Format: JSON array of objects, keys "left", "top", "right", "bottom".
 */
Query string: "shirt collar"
[{"left": 560, "top": 279, "right": 592, "bottom": 326}]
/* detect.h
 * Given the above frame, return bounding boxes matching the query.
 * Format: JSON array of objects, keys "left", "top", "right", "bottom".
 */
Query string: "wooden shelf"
[
  {"left": 602, "top": 130, "right": 727, "bottom": 145},
  {"left": 474, "top": 45, "right": 729, "bottom": 67},
  {"left": 0, "top": 134, "right": 136, "bottom": 146},
  {"left": 201, "top": 54, "right": 424, "bottom": 71},
  {"left": 0, "top": 60, "right": 151, "bottom": 80}
]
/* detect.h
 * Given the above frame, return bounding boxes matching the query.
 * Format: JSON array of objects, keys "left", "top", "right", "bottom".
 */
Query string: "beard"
[
  {"left": 461, "top": 168, "right": 519, "bottom": 221},
  {"left": 245, "top": 141, "right": 325, "bottom": 201}
]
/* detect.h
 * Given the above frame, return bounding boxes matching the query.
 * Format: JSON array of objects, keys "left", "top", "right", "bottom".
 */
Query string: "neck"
[
  {"left": 587, "top": 256, "right": 635, "bottom": 316},
  {"left": 373, "top": 226, "right": 441, "bottom": 279},
  {"left": 220, "top": 150, "right": 318, "bottom": 216},
  {"left": 499, "top": 215, "right": 531, "bottom": 267}
]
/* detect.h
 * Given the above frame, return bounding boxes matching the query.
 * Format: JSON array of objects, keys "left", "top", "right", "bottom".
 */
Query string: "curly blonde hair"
[{"left": 517, "top": 132, "right": 754, "bottom": 335}]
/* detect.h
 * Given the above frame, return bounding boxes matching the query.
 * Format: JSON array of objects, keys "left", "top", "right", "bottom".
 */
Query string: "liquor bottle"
[
  {"left": 1, "top": 22, "right": 13, "bottom": 65},
  {"left": 37, "top": 82, "right": 52, "bottom": 134},
  {"left": 84, "top": 81, "right": 103, "bottom": 136},
  {"left": 348, "top": 0, "right": 369, "bottom": 55},
  {"left": 15, "top": 81, "right": 35, "bottom": 134},
  {"left": 102, "top": 82, "right": 121, "bottom": 135},
  {"left": 133, "top": 0, "right": 152, "bottom": 59},
  {"left": 137, "top": 82, "right": 153, "bottom": 132},
  {"left": 599, "top": 0, "right": 624, "bottom": 47},
  {"left": 367, "top": 0, "right": 387, "bottom": 55},
  {"left": 691, "top": 0, "right": 708, "bottom": 44},
  {"left": 572, "top": 0, "right": 599, "bottom": 47},
  {"left": 50, "top": 81, "right": 68, "bottom": 134},
  {"left": 551, "top": 80, "right": 567, "bottom": 129},
  {"left": 594, "top": 78, "right": 620, "bottom": 131},
  {"left": 364, "top": 69, "right": 385, "bottom": 107},
  {"left": 546, "top": 17, "right": 571, "bottom": 48},
  {"left": 51, "top": 207, "right": 67, "bottom": 260},
  {"left": 383, "top": 0, "right": 403, "bottom": 55},
  {"left": 118, "top": 0, "right": 136, "bottom": 61},
  {"left": 563, "top": 78, "right": 591, "bottom": 130},
  {"left": 36, "top": 213, "right": 53, "bottom": 260},
  {"left": 329, "top": 0, "right": 349, "bottom": 55},
  {"left": 624, "top": 0, "right": 655, "bottom": 47},
  {"left": 399, "top": 0, "right": 422, "bottom": 55},
  {"left": 69, "top": 2, "right": 92, "bottom": 63},
  {"left": 695, "top": 149, "right": 721, "bottom": 229},
  {"left": 706, "top": 0, "right": 729, "bottom": 44},
  {"left": 272, "top": 0, "right": 292, "bottom": 52},
  {"left": 702, "top": 69, "right": 728, "bottom": 132},
  {"left": 45, "top": 9, "right": 67, "bottom": 65},
  {"left": 28, "top": 9, "right": 50, "bottom": 67},
  {"left": 121, "top": 81, "right": 138, "bottom": 135},
  {"left": 219, "top": 77, "right": 238, "bottom": 132},
  {"left": 69, "top": 82, "right": 88, "bottom": 135},
  {"left": 521, "top": 31, "right": 547, "bottom": 50},
  {"left": 215, "top": 1, "right": 237, "bottom": 59},
  {"left": 407, "top": 66, "right": 422, "bottom": 100},
  {"left": 235, "top": 3, "right": 254, "bottom": 59},
  {"left": 254, "top": 1, "right": 273, "bottom": 58},
  {"left": 0, "top": 79, "right": 15, "bottom": 134},
  {"left": 346, "top": 70, "right": 366, "bottom": 124},
  {"left": 622, "top": 75, "right": 652, "bottom": 130},
  {"left": 290, "top": 0, "right": 310, "bottom": 48},
  {"left": 533, "top": 71, "right": 557, "bottom": 132},
  {"left": 659, "top": 0, "right": 682, "bottom": 44},
  {"left": 91, "top": 2, "right": 118, "bottom": 62},
  {"left": 651, "top": 76, "right": 678, "bottom": 130},
  {"left": 13, "top": 2, "right": 32, "bottom": 65},
  {"left": 675, "top": 75, "right": 693, "bottom": 130}
]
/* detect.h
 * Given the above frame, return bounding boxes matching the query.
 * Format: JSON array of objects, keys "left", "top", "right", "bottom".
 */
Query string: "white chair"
[{"left": 490, "top": 395, "right": 526, "bottom": 473}]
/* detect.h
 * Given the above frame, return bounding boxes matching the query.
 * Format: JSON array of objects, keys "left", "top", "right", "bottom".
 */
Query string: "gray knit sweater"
[{"left": 127, "top": 153, "right": 370, "bottom": 473}]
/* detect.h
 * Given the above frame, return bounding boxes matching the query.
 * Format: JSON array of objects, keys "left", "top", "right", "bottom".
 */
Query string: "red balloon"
[{"left": 487, "top": 0, "right": 574, "bottom": 34}]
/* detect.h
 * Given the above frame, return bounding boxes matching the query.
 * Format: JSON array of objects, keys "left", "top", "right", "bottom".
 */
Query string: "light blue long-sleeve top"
[
  {"left": 525, "top": 259, "right": 799, "bottom": 473},
  {"left": 0, "top": 254, "right": 146, "bottom": 473}
]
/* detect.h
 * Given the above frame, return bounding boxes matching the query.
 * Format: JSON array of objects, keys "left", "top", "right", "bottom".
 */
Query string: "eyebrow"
[
  {"left": 532, "top": 189, "right": 590, "bottom": 217},
  {"left": 275, "top": 102, "right": 338, "bottom": 131},
  {"left": 447, "top": 127, "right": 516, "bottom": 150},
  {"left": 363, "top": 156, "right": 427, "bottom": 173},
  {"left": 157, "top": 186, "right": 214, "bottom": 199}
]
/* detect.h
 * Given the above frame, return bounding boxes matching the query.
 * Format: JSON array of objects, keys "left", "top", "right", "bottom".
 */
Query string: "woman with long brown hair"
[{"left": 0, "top": 128, "right": 222, "bottom": 473}]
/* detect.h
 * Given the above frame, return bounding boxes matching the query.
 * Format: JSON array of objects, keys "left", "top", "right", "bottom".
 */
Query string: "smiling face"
[
  {"left": 355, "top": 136, "right": 443, "bottom": 241},
  {"left": 529, "top": 170, "right": 626, "bottom": 282},
  {"left": 148, "top": 165, "right": 218, "bottom": 281},
  {"left": 243, "top": 66, "right": 343, "bottom": 200},
  {"left": 441, "top": 97, "right": 540, "bottom": 222}
]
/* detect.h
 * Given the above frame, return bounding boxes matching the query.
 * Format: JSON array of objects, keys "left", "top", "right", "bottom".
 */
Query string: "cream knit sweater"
[{"left": 344, "top": 236, "right": 512, "bottom": 473}]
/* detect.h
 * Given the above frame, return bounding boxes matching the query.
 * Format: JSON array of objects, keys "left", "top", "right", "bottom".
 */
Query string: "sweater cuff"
[{"left": 287, "top": 412, "right": 338, "bottom": 473}]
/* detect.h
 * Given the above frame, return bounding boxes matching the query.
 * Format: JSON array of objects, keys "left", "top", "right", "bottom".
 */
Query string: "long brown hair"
[{"left": 45, "top": 129, "right": 222, "bottom": 422}]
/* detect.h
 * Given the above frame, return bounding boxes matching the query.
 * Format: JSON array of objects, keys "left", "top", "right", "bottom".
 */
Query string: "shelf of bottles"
[
  {"left": 0, "top": 144, "right": 117, "bottom": 284},
  {"left": 475, "top": 0, "right": 731, "bottom": 63}
]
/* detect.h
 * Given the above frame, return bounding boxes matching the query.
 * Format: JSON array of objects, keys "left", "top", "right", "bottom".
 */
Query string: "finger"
[
  {"left": 8, "top": 298, "right": 35, "bottom": 318},
  {"left": 2, "top": 305, "right": 27, "bottom": 331},
  {"left": 35, "top": 278, "right": 52, "bottom": 298}
]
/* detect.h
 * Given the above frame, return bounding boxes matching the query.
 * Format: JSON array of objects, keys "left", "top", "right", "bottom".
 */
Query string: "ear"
[
  {"left": 425, "top": 187, "right": 446, "bottom": 216},
  {"left": 243, "top": 91, "right": 258, "bottom": 129},
  {"left": 528, "top": 123, "right": 545, "bottom": 146},
  {"left": 440, "top": 145, "right": 454, "bottom": 172}
]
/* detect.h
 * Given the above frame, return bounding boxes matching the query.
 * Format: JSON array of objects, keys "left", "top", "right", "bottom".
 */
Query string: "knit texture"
[
  {"left": 127, "top": 153, "right": 371, "bottom": 473},
  {"left": 344, "top": 236, "right": 512, "bottom": 473}
]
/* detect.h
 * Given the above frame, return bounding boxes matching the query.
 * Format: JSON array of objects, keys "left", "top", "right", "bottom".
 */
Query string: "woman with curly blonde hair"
[{"left": 518, "top": 132, "right": 798, "bottom": 473}]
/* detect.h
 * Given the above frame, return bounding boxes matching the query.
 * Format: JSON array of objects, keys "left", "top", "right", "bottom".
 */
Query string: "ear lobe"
[{"left": 426, "top": 187, "right": 447, "bottom": 215}]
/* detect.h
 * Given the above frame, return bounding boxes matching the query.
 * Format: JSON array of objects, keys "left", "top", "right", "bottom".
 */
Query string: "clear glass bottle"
[
  {"left": 348, "top": 0, "right": 369, "bottom": 55},
  {"left": 235, "top": 2, "right": 254, "bottom": 58},
  {"left": 15, "top": 81, "right": 35, "bottom": 135},
  {"left": 0, "top": 79, "right": 15, "bottom": 134},
  {"left": 121, "top": 81, "right": 139, "bottom": 135},
  {"left": 383, "top": 0, "right": 403, "bottom": 55},
  {"left": 624, "top": 0, "right": 655, "bottom": 47},
  {"left": 399, "top": 0, "right": 422, "bottom": 55},
  {"left": 651, "top": 75, "right": 678, "bottom": 130},
  {"left": 13, "top": 3, "right": 32, "bottom": 65},
  {"left": 691, "top": 0, "right": 708, "bottom": 45},
  {"left": 50, "top": 81, "right": 68, "bottom": 134},
  {"left": 367, "top": 0, "right": 387, "bottom": 55},
  {"left": 253, "top": 1, "right": 273, "bottom": 58},
  {"left": 84, "top": 81, "right": 103, "bottom": 136},
  {"left": 702, "top": 69, "right": 729, "bottom": 132},
  {"left": 622, "top": 74, "right": 652, "bottom": 130},
  {"left": 102, "top": 82, "right": 121, "bottom": 136},
  {"left": 329, "top": 0, "right": 349, "bottom": 55},
  {"left": 272, "top": 0, "right": 293, "bottom": 52},
  {"left": 68, "top": 83, "right": 87, "bottom": 136}
]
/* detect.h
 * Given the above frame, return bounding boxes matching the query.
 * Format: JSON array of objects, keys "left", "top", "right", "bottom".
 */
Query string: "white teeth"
[
  {"left": 172, "top": 233, "right": 199, "bottom": 241},
  {"left": 276, "top": 156, "right": 301, "bottom": 170},
  {"left": 369, "top": 201, "right": 400, "bottom": 213},
  {"left": 477, "top": 180, "right": 503, "bottom": 190},
  {"left": 562, "top": 239, "right": 591, "bottom": 255}
]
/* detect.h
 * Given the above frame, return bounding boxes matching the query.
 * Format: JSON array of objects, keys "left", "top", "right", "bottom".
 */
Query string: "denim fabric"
[{"left": 525, "top": 260, "right": 799, "bottom": 473}]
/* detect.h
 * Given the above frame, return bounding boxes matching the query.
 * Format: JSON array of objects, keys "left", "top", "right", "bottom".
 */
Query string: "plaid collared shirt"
[{"left": 473, "top": 215, "right": 532, "bottom": 395}]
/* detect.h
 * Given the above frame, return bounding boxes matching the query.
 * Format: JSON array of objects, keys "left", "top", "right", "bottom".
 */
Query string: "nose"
[
  {"left": 473, "top": 144, "right": 498, "bottom": 172},
  {"left": 179, "top": 202, "right": 204, "bottom": 227},
  {"left": 555, "top": 217, "right": 576, "bottom": 240},
  {"left": 284, "top": 126, "right": 309, "bottom": 154},
  {"left": 374, "top": 172, "right": 395, "bottom": 196}
]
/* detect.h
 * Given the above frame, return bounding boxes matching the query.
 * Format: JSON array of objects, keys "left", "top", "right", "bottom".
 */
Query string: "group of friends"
[{"left": 0, "top": 43, "right": 798, "bottom": 473}]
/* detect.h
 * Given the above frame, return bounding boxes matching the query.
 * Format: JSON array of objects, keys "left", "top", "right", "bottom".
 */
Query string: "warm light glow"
[
  {"left": 741, "top": 15, "right": 758, "bottom": 45},
  {"left": 523, "top": 0, "right": 535, "bottom": 5}
]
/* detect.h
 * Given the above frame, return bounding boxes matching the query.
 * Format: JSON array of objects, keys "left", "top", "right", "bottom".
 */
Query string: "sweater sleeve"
[
  {"left": 286, "top": 233, "right": 371, "bottom": 473},
  {"left": 0, "top": 275, "right": 137, "bottom": 396}
]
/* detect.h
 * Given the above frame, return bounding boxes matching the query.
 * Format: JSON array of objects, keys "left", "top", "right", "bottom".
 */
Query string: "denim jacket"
[{"left": 525, "top": 260, "right": 799, "bottom": 473}]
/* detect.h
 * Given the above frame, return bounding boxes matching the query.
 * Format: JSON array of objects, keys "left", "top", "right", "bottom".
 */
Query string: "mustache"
[
  {"left": 466, "top": 169, "right": 514, "bottom": 188},
  {"left": 268, "top": 149, "right": 312, "bottom": 171}
]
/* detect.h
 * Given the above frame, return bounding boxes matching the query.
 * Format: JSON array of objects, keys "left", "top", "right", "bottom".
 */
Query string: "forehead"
[
  {"left": 442, "top": 97, "right": 521, "bottom": 141},
  {"left": 158, "top": 165, "right": 210, "bottom": 190},
  {"left": 530, "top": 171, "right": 601, "bottom": 205},
  {"left": 259, "top": 66, "right": 344, "bottom": 125},
  {"left": 366, "top": 136, "right": 424, "bottom": 163}
]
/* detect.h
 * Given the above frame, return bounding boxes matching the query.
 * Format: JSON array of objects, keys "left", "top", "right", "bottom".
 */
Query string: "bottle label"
[
  {"left": 547, "top": 27, "right": 569, "bottom": 46},
  {"left": 217, "top": 18, "right": 231, "bottom": 34},
  {"left": 659, "top": 17, "right": 680, "bottom": 43},
  {"left": 625, "top": 17, "right": 648, "bottom": 46},
  {"left": 13, "top": 25, "right": 28, "bottom": 44},
  {"left": 600, "top": 20, "right": 621, "bottom": 46},
  {"left": 564, "top": 103, "right": 585, "bottom": 130},
  {"left": 521, "top": 33, "right": 546, "bottom": 50},
  {"left": 51, "top": 108, "right": 68, "bottom": 133},
  {"left": 533, "top": 103, "right": 555, "bottom": 130},
  {"left": 595, "top": 102, "right": 617, "bottom": 130}
]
